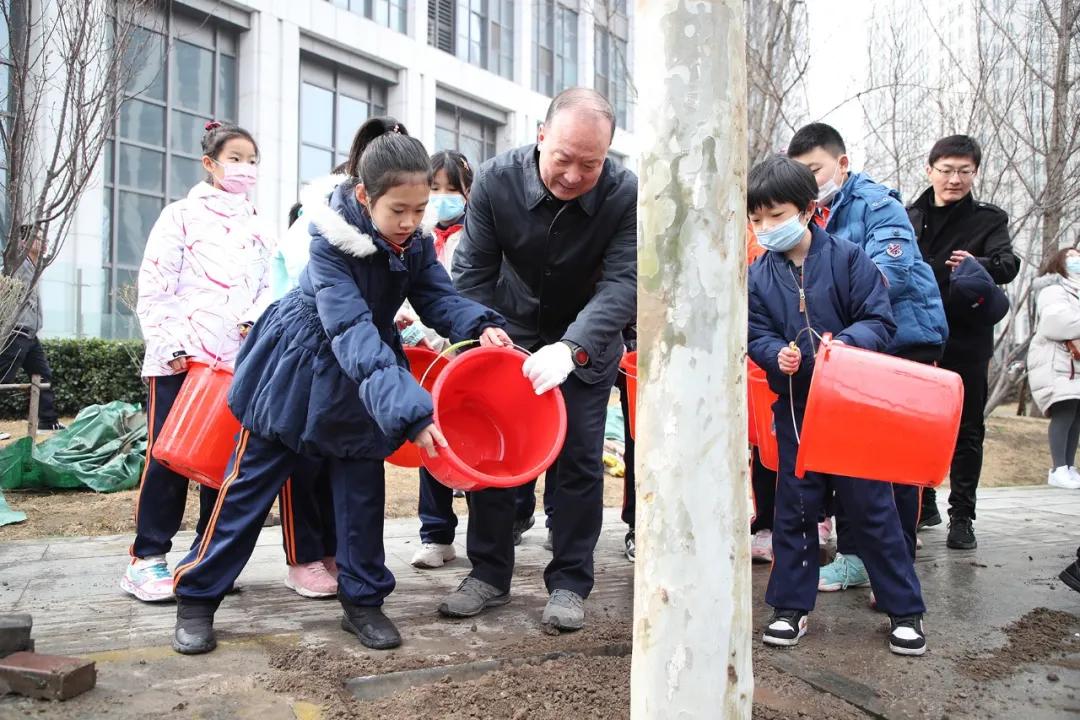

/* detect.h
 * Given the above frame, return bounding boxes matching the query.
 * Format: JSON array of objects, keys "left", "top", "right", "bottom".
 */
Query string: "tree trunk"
[
  {"left": 1040, "top": 0, "right": 1076, "bottom": 258},
  {"left": 630, "top": 1, "right": 753, "bottom": 718}
]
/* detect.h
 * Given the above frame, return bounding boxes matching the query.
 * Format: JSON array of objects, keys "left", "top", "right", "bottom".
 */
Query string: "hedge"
[{"left": 0, "top": 338, "right": 147, "bottom": 419}]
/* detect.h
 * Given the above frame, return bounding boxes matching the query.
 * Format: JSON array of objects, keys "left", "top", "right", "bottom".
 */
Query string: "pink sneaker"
[
  {"left": 322, "top": 556, "right": 339, "bottom": 579},
  {"left": 120, "top": 556, "right": 174, "bottom": 602},
  {"left": 818, "top": 517, "right": 833, "bottom": 547},
  {"left": 750, "top": 530, "right": 774, "bottom": 563},
  {"left": 285, "top": 561, "right": 338, "bottom": 598}
]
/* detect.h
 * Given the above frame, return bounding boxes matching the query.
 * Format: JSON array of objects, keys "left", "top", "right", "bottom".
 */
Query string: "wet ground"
[{"left": 0, "top": 485, "right": 1078, "bottom": 719}]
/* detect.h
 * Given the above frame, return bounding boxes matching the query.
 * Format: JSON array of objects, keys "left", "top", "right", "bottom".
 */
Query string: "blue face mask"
[
  {"left": 757, "top": 213, "right": 808, "bottom": 253},
  {"left": 1067, "top": 258, "right": 1080, "bottom": 276},
  {"left": 429, "top": 193, "right": 466, "bottom": 223}
]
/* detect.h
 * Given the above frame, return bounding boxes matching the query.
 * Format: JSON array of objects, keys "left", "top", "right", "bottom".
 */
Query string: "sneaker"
[
  {"left": 869, "top": 590, "right": 877, "bottom": 610},
  {"left": 625, "top": 530, "right": 636, "bottom": 562},
  {"left": 437, "top": 576, "right": 510, "bottom": 618},
  {"left": 512, "top": 516, "right": 535, "bottom": 546},
  {"left": 818, "top": 552, "right": 870, "bottom": 591},
  {"left": 916, "top": 536, "right": 923, "bottom": 551},
  {"left": 410, "top": 542, "right": 457, "bottom": 569},
  {"left": 750, "top": 529, "right": 773, "bottom": 563},
  {"left": 340, "top": 600, "right": 401, "bottom": 650},
  {"left": 541, "top": 589, "right": 585, "bottom": 633},
  {"left": 817, "top": 518, "right": 833, "bottom": 547},
  {"left": 543, "top": 528, "right": 554, "bottom": 552},
  {"left": 1059, "top": 549, "right": 1080, "bottom": 593},
  {"left": 120, "top": 556, "right": 174, "bottom": 602},
  {"left": 173, "top": 599, "right": 218, "bottom": 655},
  {"left": 452, "top": 489, "right": 465, "bottom": 499},
  {"left": 762, "top": 609, "right": 808, "bottom": 647},
  {"left": 947, "top": 516, "right": 977, "bottom": 550},
  {"left": 284, "top": 561, "right": 338, "bottom": 598},
  {"left": 38, "top": 421, "right": 66, "bottom": 432},
  {"left": 888, "top": 615, "right": 927, "bottom": 656},
  {"left": 917, "top": 505, "right": 943, "bottom": 530},
  {"left": 1049, "top": 466, "right": 1080, "bottom": 490},
  {"left": 322, "top": 556, "right": 339, "bottom": 579}
]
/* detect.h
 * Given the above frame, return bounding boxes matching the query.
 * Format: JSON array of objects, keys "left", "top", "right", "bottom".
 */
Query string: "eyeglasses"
[{"left": 932, "top": 166, "right": 976, "bottom": 179}]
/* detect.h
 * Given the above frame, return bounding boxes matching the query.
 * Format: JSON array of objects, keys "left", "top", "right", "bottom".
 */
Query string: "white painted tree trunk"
[{"left": 630, "top": 1, "right": 753, "bottom": 718}]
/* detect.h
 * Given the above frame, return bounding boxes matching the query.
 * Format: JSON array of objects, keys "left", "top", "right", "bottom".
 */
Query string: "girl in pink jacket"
[{"left": 122, "top": 122, "right": 273, "bottom": 603}]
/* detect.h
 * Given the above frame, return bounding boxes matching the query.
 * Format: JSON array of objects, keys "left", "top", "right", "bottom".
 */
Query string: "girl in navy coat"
[
  {"left": 746, "top": 155, "right": 927, "bottom": 657},
  {"left": 170, "top": 118, "right": 509, "bottom": 655}
]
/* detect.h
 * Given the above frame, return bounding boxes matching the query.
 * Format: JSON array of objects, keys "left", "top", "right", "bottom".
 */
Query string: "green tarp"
[
  {"left": 0, "top": 401, "right": 147, "bottom": 494},
  {"left": 0, "top": 488, "right": 26, "bottom": 526}
]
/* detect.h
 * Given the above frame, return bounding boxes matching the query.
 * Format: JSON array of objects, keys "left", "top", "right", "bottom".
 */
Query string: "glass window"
[
  {"left": 534, "top": 1, "right": 578, "bottom": 96},
  {"left": 435, "top": 0, "right": 514, "bottom": 80},
  {"left": 329, "top": 0, "right": 406, "bottom": 34},
  {"left": 594, "top": 25, "right": 628, "bottom": 129},
  {"left": 298, "top": 58, "right": 388, "bottom": 185},
  {"left": 102, "top": 11, "right": 239, "bottom": 319},
  {"left": 435, "top": 101, "right": 499, "bottom": 164}
]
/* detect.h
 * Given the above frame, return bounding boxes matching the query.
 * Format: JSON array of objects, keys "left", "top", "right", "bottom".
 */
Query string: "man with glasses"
[{"left": 908, "top": 134, "right": 1019, "bottom": 550}]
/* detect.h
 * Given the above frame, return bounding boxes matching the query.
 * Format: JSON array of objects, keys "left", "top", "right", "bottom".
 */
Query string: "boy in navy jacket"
[{"left": 747, "top": 155, "right": 927, "bottom": 656}]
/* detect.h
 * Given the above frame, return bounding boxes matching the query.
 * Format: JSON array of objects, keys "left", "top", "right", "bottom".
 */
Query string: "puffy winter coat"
[
  {"left": 270, "top": 173, "right": 348, "bottom": 300},
  {"left": 824, "top": 172, "right": 948, "bottom": 354},
  {"left": 136, "top": 182, "right": 274, "bottom": 377},
  {"left": 1028, "top": 274, "right": 1080, "bottom": 413}
]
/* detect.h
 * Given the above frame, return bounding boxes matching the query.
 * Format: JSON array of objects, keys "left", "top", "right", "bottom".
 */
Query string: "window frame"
[
  {"left": 434, "top": 100, "right": 499, "bottom": 164},
  {"left": 533, "top": 0, "right": 578, "bottom": 97},
  {"left": 329, "top": 0, "right": 406, "bottom": 34}
]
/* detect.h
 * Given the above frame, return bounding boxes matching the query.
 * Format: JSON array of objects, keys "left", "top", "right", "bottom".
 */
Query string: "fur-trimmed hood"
[{"left": 299, "top": 173, "right": 379, "bottom": 259}]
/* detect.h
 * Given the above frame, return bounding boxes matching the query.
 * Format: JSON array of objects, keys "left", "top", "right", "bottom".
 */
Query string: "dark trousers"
[
  {"left": 279, "top": 458, "right": 337, "bottom": 565},
  {"left": 927, "top": 358, "right": 988, "bottom": 520},
  {"left": 174, "top": 429, "right": 395, "bottom": 605},
  {"left": 466, "top": 368, "right": 615, "bottom": 598},
  {"left": 131, "top": 373, "right": 217, "bottom": 559},
  {"left": 767, "top": 396, "right": 925, "bottom": 616},
  {"left": 418, "top": 467, "right": 457, "bottom": 544},
  {"left": 750, "top": 449, "right": 775, "bottom": 533},
  {"left": 0, "top": 333, "right": 58, "bottom": 425},
  {"left": 618, "top": 372, "right": 635, "bottom": 529},
  {"left": 514, "top": 478, "right": 553, "bottom": 527}
]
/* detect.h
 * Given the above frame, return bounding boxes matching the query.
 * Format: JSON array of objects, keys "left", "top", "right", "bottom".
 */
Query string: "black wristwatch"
[{"left": 562, "top": 340, "right": 590, "bottom": 368}]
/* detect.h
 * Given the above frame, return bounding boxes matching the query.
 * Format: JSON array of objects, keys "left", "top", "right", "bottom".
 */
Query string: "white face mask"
[{"left": 817, "top": 163, "right": 843, "bottom": 205}]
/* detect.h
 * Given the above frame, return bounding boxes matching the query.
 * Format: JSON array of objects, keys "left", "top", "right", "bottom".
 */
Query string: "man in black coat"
[
  {"left": 907, "top": 134, "right": 1020, "bottom": 550},
  {"left": 440, "top": 88, "right": 637, "bottom": 633}
]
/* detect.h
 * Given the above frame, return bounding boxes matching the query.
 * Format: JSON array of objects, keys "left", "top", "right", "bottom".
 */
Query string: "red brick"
[{"left": 0, "top": 652, "right": 96, "bottom": 700}]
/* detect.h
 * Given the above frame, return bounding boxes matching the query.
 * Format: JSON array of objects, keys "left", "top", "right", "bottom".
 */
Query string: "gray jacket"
[{"left": 13, "top": 260, "right": 41, "bottom": 335}]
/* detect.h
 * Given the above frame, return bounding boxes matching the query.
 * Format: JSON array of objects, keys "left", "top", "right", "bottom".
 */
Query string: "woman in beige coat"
[{"left": 1029, "top": 246, "right": 1080, "bottom": 489}]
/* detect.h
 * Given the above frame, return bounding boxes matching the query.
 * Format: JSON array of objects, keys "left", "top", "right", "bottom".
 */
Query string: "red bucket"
[
  {"left": 421, "top": 347, "right": 567, "bottom": 492},
  {"left": 386, "top": 346, "right": 451, "bottom": 468},
  {"left": 747, "top": 361, "right": 779, "bottom": 471},
  {"left": 620, "top": 351, "right": 637, "bottom": 440},
  {"left": 747, "top": 361, "right": 758, "bottom": 447},
  {"left": 152, "top": 362, "right": 241, "bottom": 490},
  {"left": 795, "top": 339, "right": 963, "bottom": 487}
]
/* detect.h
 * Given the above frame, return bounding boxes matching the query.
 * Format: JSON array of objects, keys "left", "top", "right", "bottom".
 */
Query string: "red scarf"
[{"left": 432, "top": 223, "right": 462, "bottom": 262}]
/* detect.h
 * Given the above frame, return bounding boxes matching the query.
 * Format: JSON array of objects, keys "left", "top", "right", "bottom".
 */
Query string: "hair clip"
[
  {"left": 205, "top": 120, "right": 222, "bottom": 131},
  {"left": 392, "top": 124, "right": 401, "bottom": 134},
  {"left": 461, "top": 158, "right": 470, "bottom": 171}
]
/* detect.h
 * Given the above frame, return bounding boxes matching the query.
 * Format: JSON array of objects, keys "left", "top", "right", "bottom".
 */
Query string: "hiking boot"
[
  {"left": 917, "top": 505, "right": 943, "bottom": 530},
  {"left": 284, "top": 561, "right": 338, "bottom": 598},
  {"left": 512, "top": 516, "right": 535, "bottom": 546},
  {"left": 1059, "top": 548, "right": 1080, "bottom": 593},
  {"left": 763, "top": 609, "right": 808, "bottom": 647},
  {"left": 750, "top": 529, "right": 773, "bottom": 563},
  {"left": 411, "top": 542, "right": 457, "bottom": 569},
  {"left": 120, "top": 556, "right": 174, "bottom": 603},
  {"left": 340, "top": 601, "right": 401, "bottom": 650},
  {"left": 888, "top": 614, "right": 927, "bottom": 656},
  {"left": 947, "top": 516, "right": 977, "bottom": 550},
  {"left": 172, "top": 598, "right": 218, "bottom": 655},
  {"left": 437, "top": 576, "right": 510, "bottom": 618},
  {"left": 625, "top": 529, "right": 636, "bottom": 562},
  {"left": 541, "top": 589, "right": 585, "bottom": 633},
  {"left": 1049, "top": 467, "right": 1080, "bottom": 490},
  {"left": 818, "top": 552, "right": 870, "bottom": 591},
  {"left": 543, "top": 528, "right": 554, "bottom": 552}
]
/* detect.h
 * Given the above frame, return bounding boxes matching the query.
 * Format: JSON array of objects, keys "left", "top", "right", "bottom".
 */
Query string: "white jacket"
[
  {"left": 270, "top": 173, "right": 348, "bottom": 299},
  {"left": 1029, "top": 274, "right": 1080, "bottom": 412},
  {"left": 136, "top": 182, "right": 274, "bottom": 377}
]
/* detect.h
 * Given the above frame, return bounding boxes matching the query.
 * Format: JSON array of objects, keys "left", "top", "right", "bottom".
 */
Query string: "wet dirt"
[{"left": 961, "top": 607, "right": 1080, "bottom": 681}]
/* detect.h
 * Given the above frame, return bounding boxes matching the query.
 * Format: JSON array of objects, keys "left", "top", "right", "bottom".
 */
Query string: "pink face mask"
[{"left": 214, "top": 161, "right": 258, "bottom": 195}]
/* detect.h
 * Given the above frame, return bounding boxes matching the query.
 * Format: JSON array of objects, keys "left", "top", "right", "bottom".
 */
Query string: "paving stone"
[{"left": 0, "top": 651, "right": 96, "bottom": 700}]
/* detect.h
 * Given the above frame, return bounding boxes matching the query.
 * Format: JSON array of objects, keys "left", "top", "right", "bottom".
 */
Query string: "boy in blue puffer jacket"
[
  {"left": 789, "top": 123, "right": 948, "bottom": 595},
  {"left": 169, "top": 118, "right": 510, "bottom": 656},
  {"left": 747, "top": 155, "right": 927, "bottom": 656}
]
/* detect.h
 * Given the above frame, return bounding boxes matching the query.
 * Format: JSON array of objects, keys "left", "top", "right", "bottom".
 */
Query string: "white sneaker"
[
  {"left": 1070, "top": 466, "right": 1080, "bottom": 485},
  {"left": 410, "top": 542, "right": 457, "bottom": 569},
  {"left": 119, "top": 556, "right": 174, "bottom": 602},
  {"left": 1049, "top": 467, "right": 1080, "bottom": 490},
  {"left": 750, "top": 530, "right": 774, "bottom": 563}
]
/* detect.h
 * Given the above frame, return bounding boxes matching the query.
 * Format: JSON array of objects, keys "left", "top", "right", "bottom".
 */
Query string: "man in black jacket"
[
  {"left": 908, "top": 135, "right": 1019, "bottom": 550},
  {"left": 440, "top": 88, "right": 637, "bottom": 633}
]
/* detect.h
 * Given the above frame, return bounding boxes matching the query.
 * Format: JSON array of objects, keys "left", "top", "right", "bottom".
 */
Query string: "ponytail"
[{"left": 345, "top": 117, "right": 431, "bottom": 203}]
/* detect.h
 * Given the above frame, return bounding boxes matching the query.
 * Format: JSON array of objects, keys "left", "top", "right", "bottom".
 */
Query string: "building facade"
[{"left": 36, "top": 0, "right": 638, "bottom": 339}]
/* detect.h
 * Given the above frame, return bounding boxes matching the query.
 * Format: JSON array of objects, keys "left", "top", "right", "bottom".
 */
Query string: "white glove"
[{"left": 522, "top": 342, "right": 575, "bottom": 395}]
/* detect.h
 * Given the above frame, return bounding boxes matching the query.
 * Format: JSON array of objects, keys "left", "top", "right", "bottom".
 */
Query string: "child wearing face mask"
[
  {"left": 123, "top": 122, "right": 272, "bottom": 604},
  {"left": 168, "top": 118, "right": 509, "bottom": 656},
  {"left": 747, "top": 155, "right": 928, "bottom": 657}
]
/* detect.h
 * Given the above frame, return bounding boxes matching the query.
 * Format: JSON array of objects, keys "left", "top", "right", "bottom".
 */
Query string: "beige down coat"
[{"left": 1029, "top": 274, "right": 1080, "bottom": 413}]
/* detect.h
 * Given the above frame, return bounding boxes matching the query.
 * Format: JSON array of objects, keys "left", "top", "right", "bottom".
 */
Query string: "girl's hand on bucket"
[
  {"left": 778, "top": 345, "right": 801, "bottom": 375},
  {"left": 415, "top": 423, "right": 449, "bottom": 457},
  {"left": 168, "top": 354, "right": 189, "bottom": 372},
  {"left": 480, "top": 327, "right": 512, "bottom": 348}
]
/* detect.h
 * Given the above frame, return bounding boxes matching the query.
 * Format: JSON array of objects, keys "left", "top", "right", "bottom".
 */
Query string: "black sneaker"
[
  {"left": 38, "top": 421, "right": 65, "bottom": 432},
  {"left": 172, "top": 598, "right": 218, "bottom": 655},
  {"left": 947, "top": 516, "right": 977, "bottom": 549},
  {"left": 340, "top": 601, "right": 402, "bottom": 650},
  {"left": 625, "top": 530, "right": 635, "bottom": 562},
  {"left": 512, "top": 515, "right": 535, "bottom": 546},
  {"left": 917, "top": 506, "right": 943, "bottom": 530},
  {"left": 762, "top": 609, "right": 808, "bottom": 647},
  {"left": 888, "top": 614, "right": 927, "bottom": 656},
  {"left": 1059, "top": 548, "right": 1080, "bottom": 593},
  {"left": 543, "top": 528, "right": 554, "bottom": 552}
]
